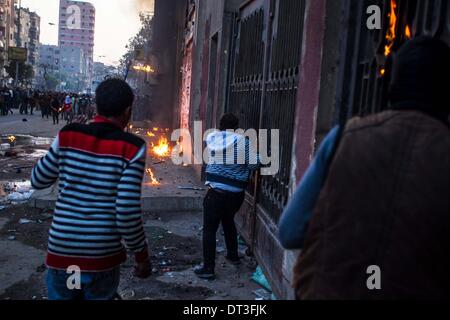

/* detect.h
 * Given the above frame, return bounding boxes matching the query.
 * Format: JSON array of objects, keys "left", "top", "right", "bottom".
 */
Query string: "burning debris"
[
  {"left": 152, "top": 136, "right": 171, "bottom": 158},
  {"left": 133, "top": 64, "right": 156, "bottom": 73},
  {"left": 405, "top": 24, "right": 411, "bottom": 40},
  {"left": 146, "top": 168, "right": 161, "bottom": 186},
  {"left": 384, "top": 0, "right": 398, "bottom": 57},
  {"left": 380, "top": 0, "right": 413, "bottom": 77},
  {"left": 384, "top": 0, "right": 412, "bottom": 57}
]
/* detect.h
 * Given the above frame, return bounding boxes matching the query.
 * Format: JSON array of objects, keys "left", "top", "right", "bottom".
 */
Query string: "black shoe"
[
  {"left": 226, "top": 256, "right": 242, "bottom": 265},
  {"left": 194, "top": 265, "right": 215, "bottom": 280}
]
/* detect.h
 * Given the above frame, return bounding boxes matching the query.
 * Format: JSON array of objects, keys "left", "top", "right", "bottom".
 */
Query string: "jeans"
[
  {"left": 46, "top": 267, "right": 121, "bottom": 300},
  {"left": 203, "top": 188, "right": 245, "bottom": 269}
]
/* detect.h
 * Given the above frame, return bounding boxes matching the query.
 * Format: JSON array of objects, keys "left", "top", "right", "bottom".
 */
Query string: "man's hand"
[{"left": 134, "top": 259, "right": 152, "bottom": 279}]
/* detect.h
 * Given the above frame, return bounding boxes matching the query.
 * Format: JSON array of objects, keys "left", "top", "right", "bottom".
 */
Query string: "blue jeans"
[{"left": 46, "top": 267, "right": 121, "bottom": 300}]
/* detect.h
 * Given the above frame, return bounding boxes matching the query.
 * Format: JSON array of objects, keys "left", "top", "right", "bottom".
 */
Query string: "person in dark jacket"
[
  {"left": 50, "top": 95, "right": 61, "bottom": 125},
  {"left": 278, "top": 37, "right": 450, "bottom": 299},
  {"left": 194, "top": 114, "right": 260, "bottom": 280}
]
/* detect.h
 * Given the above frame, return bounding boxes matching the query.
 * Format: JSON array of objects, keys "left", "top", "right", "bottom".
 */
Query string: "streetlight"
[{"left": 47, "top": 22, "right": 63, "bottom": 91}]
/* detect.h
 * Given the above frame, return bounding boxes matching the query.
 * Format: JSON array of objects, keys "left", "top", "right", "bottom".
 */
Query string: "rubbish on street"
[
  {"left": 216, "top": 246, "right": 225, "bottom": 253},
  {"left": 159, "top": 260, "right": 172, "bottom": 266},
  {"left": 253, "top": 288, "right": 272, "bottom": 301},
  {"left": 119, "top": 289, "right": 135, "bottom": 299},
  {"left": 7, "top": 191, "right": 34, "bottom": 202},
  {"left": 15, "top": 166, "right": 33, "bottom": 174},
  {"left": 19, "top": 218, "right": 34, "bottom": 224},
  {"left": 177, "top": 186, "right": 206, "bottom": 191},
  {"left": 251, "top": 266, "right": 272, "bottom": 292}
]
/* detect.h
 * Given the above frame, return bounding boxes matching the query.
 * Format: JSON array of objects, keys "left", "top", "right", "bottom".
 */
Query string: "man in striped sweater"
[{"left": 31, "top": 79, "right": 151, "bottom": 300}]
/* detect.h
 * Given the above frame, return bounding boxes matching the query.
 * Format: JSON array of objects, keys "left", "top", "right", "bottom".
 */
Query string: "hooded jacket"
[{"left": 205, "top": 130, "right": 259, "bottom": 189}]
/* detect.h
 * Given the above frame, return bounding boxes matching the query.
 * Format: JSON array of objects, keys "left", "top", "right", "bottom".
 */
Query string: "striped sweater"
[{"left": 31, "top": 116, "right": 149, "bottom": 272}]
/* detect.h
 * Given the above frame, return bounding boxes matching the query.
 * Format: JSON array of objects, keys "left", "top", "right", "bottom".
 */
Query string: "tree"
[
  {"left": 6, "top": 61, "right": 34, "bottom": 85},
  {"left": 120, "top": 13, "right": 154, "bottom": 77},
  {"left": 45, "top": 73, "right": 59, "bottom": 91}
]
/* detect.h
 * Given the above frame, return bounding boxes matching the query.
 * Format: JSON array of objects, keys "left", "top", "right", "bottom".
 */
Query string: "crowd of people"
[{"left": 0, "top": 87, "right": 95, "bottom": 125}]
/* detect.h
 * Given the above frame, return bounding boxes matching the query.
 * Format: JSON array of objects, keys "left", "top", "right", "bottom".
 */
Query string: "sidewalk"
[{"left": 30, "top": 121, "right": 207, "bottom": 213}]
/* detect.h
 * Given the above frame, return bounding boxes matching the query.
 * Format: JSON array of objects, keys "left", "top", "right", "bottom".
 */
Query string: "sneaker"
[
  {"left": 194, "top": 265, "right": 215, "bottom": 280},
  {"left": 225, "top": 256, "right": 242, "bottom": 265}
]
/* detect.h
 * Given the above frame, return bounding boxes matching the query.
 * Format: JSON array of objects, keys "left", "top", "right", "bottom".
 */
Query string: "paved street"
[
  {"left": 0, "top": 113, "right": 64, "bottom": 138},
  {"left": 0, "top": 116, "right": 261, "bottom": 300}
]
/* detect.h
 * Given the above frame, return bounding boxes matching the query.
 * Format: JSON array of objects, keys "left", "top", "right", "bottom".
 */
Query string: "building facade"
[
  {"left": 0, "top": 0, "right": 15, "bottom": 84},
  {"left": 58, "top": 0, "right": 95, "bottom": 87},
  {"left": 15, "top": 7, "right": 40, "bottom": 67},
  {"left": 37, "top": 44, "right": 59, "bottom": 72},
  {"left": 36, "top": 44, "right": 59, "bottom": 89},
  {"left": 59, "top": 45, "right": 86, "bottom": 78}
]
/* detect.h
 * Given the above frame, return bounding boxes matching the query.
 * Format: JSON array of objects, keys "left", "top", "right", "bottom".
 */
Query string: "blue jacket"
[{"left": 278, "top": 126, "right": 341, "bottom": 249}]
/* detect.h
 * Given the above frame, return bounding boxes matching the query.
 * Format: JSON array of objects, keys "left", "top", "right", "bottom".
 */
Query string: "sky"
[{"left": 20, "top": 0, "right": 154, "bottom": 66}]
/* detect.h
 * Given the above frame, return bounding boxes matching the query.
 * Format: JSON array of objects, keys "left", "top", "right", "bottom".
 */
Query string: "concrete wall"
[
  {"left": 284, "top": 0, "right": 348, "bottom": 299},
  {"left": 152, "top": 0, "right": 186, "bottom": 127},
  {"left": 186, "top": 0, "right": 244, "bottom": 179}
]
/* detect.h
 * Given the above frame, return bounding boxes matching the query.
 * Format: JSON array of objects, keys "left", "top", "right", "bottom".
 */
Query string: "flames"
[
  {"left": 145, "top": 126, "right": 175, "bottom": 186},
  {"left": 146, "top": 168, "right": 160, "bottom": 186},
  {"left": 384, "top": 0, "right": 398, "bottom": 57},
  {"left": 384, "top": 0, "right": 412, "bottom": 57},
  {"left": 405, "top": 25, "right": 411, "bottom": 39},
  {"left": 380, "top": 1, "right": 412, "bottom": 77},
  {"left": 151, "top": 136, "right": 170, "bottom": 158},
  {"left": 133, "top": 64, "right": 155, "bottom": 73},
  {"left": 7, "top": 136, "right": 16, "bottom": 143}
]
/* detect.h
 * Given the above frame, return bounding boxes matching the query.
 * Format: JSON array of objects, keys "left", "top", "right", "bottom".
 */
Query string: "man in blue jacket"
[{"left": 195, "top": 114, "right": 259, "bottom": 279}]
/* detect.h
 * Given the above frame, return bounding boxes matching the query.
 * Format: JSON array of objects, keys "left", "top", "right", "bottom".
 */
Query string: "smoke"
[{"left": 134, "top": 0, "right": 155, "bottom": 14}]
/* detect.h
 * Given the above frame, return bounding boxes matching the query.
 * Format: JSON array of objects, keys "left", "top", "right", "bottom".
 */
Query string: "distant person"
[
  {"left": 29, "top": 92, "right": 38, "bottom": 115},
  {"left": 40, "top": 93, "right": 50, "bottom": 119},
  {"left": 63, "top": 94, "right": 73, "bottom": 123},
  {"left": 194, "top": 114, "right": 260, "bottom": 280},
  {"left": 278, "top": 37, "right": 450, "bottom": 300},
  {"left": 31, "top": 79, "right": 152, "bottom": 300},
  {"left": 50, "top": 96, "right": 61, "bottom": 125},
  {"left": 3, "top": 88, "right": 13, "bottom": 115}
]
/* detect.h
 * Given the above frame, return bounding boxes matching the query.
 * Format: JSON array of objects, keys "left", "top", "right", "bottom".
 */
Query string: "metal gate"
[
  {"left": 334, "top": 0, "right": 450, "bottom": 125},
  {"left": 227, "top": 0, "right": 306, "bottom": 297},
  {"left": 228, "top": 0, "right": 449, "bottom": 298}
]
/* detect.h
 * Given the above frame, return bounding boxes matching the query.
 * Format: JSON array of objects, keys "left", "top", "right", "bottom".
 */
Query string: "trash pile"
[
  {"left": 0, "top": 135, "right": 53, "bottom": 158},
  {"left": 0, "top": 181, "right": 34, "bottom": 207},
  {"left": 251, "top": 266, "right": 277, "bottom": 301}
]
